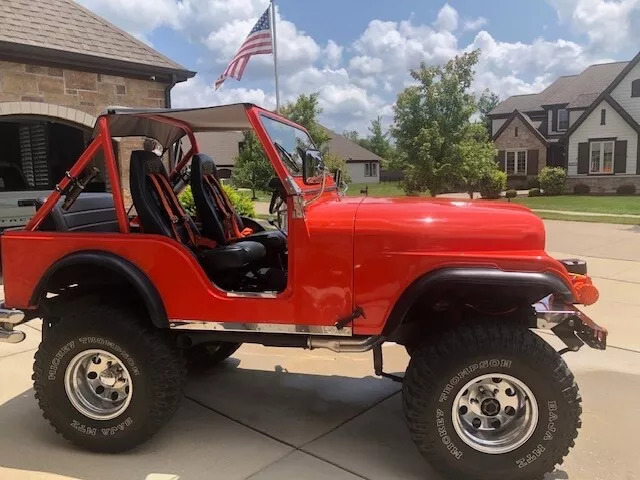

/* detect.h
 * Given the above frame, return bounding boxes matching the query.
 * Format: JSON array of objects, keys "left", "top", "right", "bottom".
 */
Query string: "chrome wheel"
[
  {"left": 64, "top": 349, "right": 133, "bottom": 421},
  {"left": 452, "top": 373, "right": 538, "bottom": 454}
]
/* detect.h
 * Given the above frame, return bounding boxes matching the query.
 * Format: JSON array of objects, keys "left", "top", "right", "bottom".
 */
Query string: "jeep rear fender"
[
  {"left": 31, "top": 251, "right": 168, "bottom": 328},
  {"left": 382, "top": 268, "right": 574, "bottom": 336}
]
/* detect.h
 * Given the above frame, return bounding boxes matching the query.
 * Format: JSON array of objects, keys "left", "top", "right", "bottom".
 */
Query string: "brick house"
[
  {"left": 0, "top": 0, "right": 194, "bottom": 208},
  {"left": 488, "top": 61, "right": 629, "bottom": 191}
]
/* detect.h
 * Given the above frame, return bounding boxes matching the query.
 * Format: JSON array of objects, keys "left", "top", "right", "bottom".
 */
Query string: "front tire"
[
  {"left": 33, "top": 302, "right": 186, "bottom": 452},
  {"left": 403, "top": 323, "right": 581, "bottom": 480}
]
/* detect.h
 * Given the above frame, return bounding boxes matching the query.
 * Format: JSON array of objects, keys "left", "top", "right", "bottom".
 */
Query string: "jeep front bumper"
[
  {"left": 534, "top": 294, "right": 607, "bottom": 351},
  {"left": 0, "top": 304, "right": 25, "bottom": 344}
]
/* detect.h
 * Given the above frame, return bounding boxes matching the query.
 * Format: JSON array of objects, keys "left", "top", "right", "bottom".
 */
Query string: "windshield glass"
[{"left": 260, "top": 114, "right": 316, "bottom": 177}]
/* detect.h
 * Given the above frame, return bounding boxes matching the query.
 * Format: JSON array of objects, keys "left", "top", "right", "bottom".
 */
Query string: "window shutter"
[
  {"left": 552, "top": 109, "right": 558, "bottom": 132},
  {"left": 527, "top": 149, "right": 539, "bottom": 175},
  {"left": 614, "top": 140, "right": 627, "bottom": 174},
  {"left": 577, "top": 142, "right": 589, "bottom": 174},
  {"left": 497, "top": 150, "right": 505, "bottom": 171}
]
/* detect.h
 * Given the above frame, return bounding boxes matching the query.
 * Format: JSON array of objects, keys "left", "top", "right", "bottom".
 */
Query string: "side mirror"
[{"left": 302, "top": 149, "right": 325, "bottom": 185}]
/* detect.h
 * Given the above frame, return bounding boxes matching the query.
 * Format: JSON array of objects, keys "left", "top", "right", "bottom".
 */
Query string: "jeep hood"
[{"left": 354, "top": 196, "right": 546, "bottom": 253}]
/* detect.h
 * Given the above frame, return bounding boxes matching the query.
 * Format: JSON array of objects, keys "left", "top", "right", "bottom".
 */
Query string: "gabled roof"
[
  {"left": 564, "top": 50, "right": 640, "bottom": 139},
  {"left": 489, "top": 75, "right": 577, "bottom": 115},
  {"left": 0, "top": 0, "right": 195, "bottom": 81},
  {"left": 323, "top": 129, "right": 382, "bottom": 162},
  {"left": 489, "top": 61, "right": 628, "bottom": 117},
  {"left": 492, "top": 110, "right": 548, "bottom": 145},
  {"left": 542, "top": 61, "right": 628, "bottom": 107}
]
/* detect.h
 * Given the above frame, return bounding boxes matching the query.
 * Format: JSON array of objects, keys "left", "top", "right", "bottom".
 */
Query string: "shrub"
[
  {"left": 223, "top": 183, "right": 256, "bottom": 217},
  {"left": 178, "top": 184, "right": 256, "bottom": 218},
  {"left": 505, "top": 189, "right": 518, "bottom": 201},
  {"left": 178, "top": 185, "right": 195, "bottom": 215},
  {"left": 526, "top": 177, "right": 540, "bottom": 189},
  {"left": 538, "top": 166, "right": 567, "bottom": 196},
  {"left": 478, "top": 170, "right": 507, "bottom": 199},
  {"left": 616, "top": 183, "right": 637, "bottom": 195},
  {"left": 573, "top": 183, "right": 591, "bottom": 195},
  {"left": 528, "top": 188, "right": 542, "bottom": 197}
]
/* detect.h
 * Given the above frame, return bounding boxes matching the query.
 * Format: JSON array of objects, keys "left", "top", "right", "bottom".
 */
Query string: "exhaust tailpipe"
[{"left": 307, "top": 335, "right": 383, "bottom": 352}]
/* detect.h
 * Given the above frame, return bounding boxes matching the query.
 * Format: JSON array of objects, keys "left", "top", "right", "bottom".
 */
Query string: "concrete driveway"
[{"left": 1, "top": 219, "right": 639, "bottom": 480}]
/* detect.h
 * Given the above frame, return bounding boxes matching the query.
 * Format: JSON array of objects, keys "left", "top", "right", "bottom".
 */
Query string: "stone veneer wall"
[
  {"left": 0, "top": 60, "right": 169, "bottom": 200},
  {"left": 566, "top": 175, "right": 640, "bottom": 193}
]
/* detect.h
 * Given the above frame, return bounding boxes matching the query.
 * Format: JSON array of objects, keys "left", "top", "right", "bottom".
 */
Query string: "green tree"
[
  {"left": 280, "top": 93, "right": 330, "bottom": 151},
  {"left": 477, "top": 89, "right": 500, "bottom": 138},
  {"left": 391, "top": 50, "right": 490, "bottom": 196},
  {"left": 367, "top": 116, "right": 393, "bottom": 160},
  {"left": 323, "top": 152, "right": 351, "bottom": 183},
  {"left": 231, "top": 131, "right": 274, "bottom": 199},
  {"left": 458, "top": 123, "right": 499, "bottom": 198}
]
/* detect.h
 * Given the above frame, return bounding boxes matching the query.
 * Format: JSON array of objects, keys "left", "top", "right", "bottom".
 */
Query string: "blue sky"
[{"left": 80, "top": 0, "right": 640, "bottom": 134}]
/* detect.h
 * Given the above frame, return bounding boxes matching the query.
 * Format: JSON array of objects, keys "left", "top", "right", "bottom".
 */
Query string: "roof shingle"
[
  {"left": 489, "top": 61, "right": 629, "bottom": 116},
  {"left": 0, "top": 0, "right": 190, "bottom": 74}
]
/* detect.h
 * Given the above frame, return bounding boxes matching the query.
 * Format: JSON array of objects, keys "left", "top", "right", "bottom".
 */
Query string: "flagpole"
[{"left": 270, "top": 0, "right": 281, "bottom": 112}]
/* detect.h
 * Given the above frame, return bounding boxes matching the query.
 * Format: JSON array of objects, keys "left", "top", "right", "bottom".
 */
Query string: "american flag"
[{"left": 215, "top": 7, "right": 273, "bottom": 89}]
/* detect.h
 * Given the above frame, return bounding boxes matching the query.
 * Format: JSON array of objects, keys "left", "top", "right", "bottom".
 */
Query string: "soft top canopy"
[{"left": 95, "top": 103, "right": 256, "bottom": 148}]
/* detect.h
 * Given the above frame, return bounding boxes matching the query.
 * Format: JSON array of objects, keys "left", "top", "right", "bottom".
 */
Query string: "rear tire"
[
  {"left": 33, "top": 302, "right": 186, "bottom": 452},
  {"left": 184, "top": 341, "right": 242, "bottom": 371},
  {"left": 403, "top": 323, "right": 581, "bottom": 480}
]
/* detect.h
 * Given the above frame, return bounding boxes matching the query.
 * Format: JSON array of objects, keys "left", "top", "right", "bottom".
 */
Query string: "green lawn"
[
  {"left": 346, "top": 182, "right": 423, "bottom": 197},
  {"left": 512, "top": 195, "right": 640, "bottom": 215},
  {"left": 534, "top": 211, "right": 640, "bottom": 225}
]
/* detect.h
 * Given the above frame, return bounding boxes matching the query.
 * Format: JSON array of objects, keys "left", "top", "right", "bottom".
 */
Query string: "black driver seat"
[
  {"left": 129, "top": 150, "right": 265, "bottom": 278},
  {"left": 190, "top": 153, "right": 286, "bottom": 253}
]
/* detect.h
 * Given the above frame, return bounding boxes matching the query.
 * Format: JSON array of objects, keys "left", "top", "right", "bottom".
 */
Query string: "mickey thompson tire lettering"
[
  {"left": 33, "top": 300, "right": 186, "bottom": 453},
  {"left": 402, "top": 323, "right": 582, "bottom": 480}
]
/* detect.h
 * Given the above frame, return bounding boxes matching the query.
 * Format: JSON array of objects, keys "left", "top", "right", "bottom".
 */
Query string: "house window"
[
  {"left": 505, "top": 150, "right": 527, "bottom": 175},
  {"left": 589, "top": 140, "right": 614, "bottom": 174},
  {"left": 364, "top": 162, "right": 378, "bottom": 177},
  {"left": 631, "top": 79, "right": 640, "bottom": 97},
  {"left": 514, "top": 127, "right": 518, "bottom": 137},
  {"left": 601, "top": 109, "right": 606, "bottom": 125},
  {"left": 557, "top": 109, "right": 569, "bottom": 131}
]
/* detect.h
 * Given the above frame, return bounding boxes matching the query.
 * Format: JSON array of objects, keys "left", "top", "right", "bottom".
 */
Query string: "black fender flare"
[
  {"left": 31, "top": 250, "right": 168, "bottom": 328},
  {"left": 382, "top": 267, "right": 573, "bottom": 336}
]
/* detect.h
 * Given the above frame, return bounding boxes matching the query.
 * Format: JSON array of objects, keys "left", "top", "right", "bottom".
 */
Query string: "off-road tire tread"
[
  {"left": 402, "top": 323, "right": 581, "bottom": 480},
  {"left": 32, "top": 298, "right": 186, "bottom": 452}
]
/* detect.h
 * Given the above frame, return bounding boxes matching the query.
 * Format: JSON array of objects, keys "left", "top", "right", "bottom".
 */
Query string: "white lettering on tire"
[
  {"left": 48, "top": 341, "right": 75, "bottom": 380},
  {"left": 439, "top": 359, "right": 512, "bottom": 402}
]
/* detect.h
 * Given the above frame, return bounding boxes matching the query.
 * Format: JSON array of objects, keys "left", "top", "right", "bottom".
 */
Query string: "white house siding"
[
  {"left": 568, "top": 99, "right": 637, "bottom": 175},
  {"left": 491, "top": 118, "right": 506, "bottom": 136},
  {"left": 348, "top": 162, "right": 380, "bottom": 184},
  {"left": 569, "top": 109, "right": 584, "bottom": 127},
  {"left": 611, "top": 61, "right": 640, "bottom": 122}
]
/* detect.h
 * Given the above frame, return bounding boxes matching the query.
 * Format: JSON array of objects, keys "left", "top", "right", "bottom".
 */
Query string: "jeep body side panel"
[
  {"left": 1, "top": 194, "right": 361, "bottom": 327},
  {"left": 352, "top": 197, "right": 577, "bottom": 335}
]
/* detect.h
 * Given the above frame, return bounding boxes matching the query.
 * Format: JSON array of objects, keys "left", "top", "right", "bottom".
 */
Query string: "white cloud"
[
  {"left": 324, "top": 40, "right": 344, "bottom": 68},
  {"left": 462, "top": 16, "right": 488, "bottom": 31},
  {"left": 79, "top": 0, "right": 625, "bottom": 134},
  {"left": 172, "top": 76, "right": 276, "bottom": 109},
  {"left": 548, "top": 0, "right": 640, "bottom": 52},
  {"left": 434, "top": 3, "right": 458, "bottom": 32}
]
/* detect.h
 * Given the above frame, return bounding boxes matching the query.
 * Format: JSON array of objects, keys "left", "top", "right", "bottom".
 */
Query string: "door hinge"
[{"left": 335, "top": 306, "right": 365, "bottom": 330}]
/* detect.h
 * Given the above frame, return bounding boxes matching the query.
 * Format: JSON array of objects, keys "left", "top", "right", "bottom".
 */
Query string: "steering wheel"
[{"left": 268, "top": 177, "right": 286, "bottom": 214}]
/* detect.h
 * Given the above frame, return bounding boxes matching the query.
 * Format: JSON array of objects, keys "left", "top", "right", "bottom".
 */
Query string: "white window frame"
[
  {"left": 589, "top": 140, "right": 615, "bottom": 174},
  {"left": 557, "top": 109, "right": 569, "bottom": 131},
  {"left": 505, "top": 149, "right": 527, "bottom": 175},
  {"left": 364, "top": 161, "right": 378, "bottom": 177}
]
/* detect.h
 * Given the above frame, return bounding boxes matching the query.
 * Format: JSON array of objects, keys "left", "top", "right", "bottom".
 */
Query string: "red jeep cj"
[{"left": 0, "top": 104, "right": 606, "bottom": 480}]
